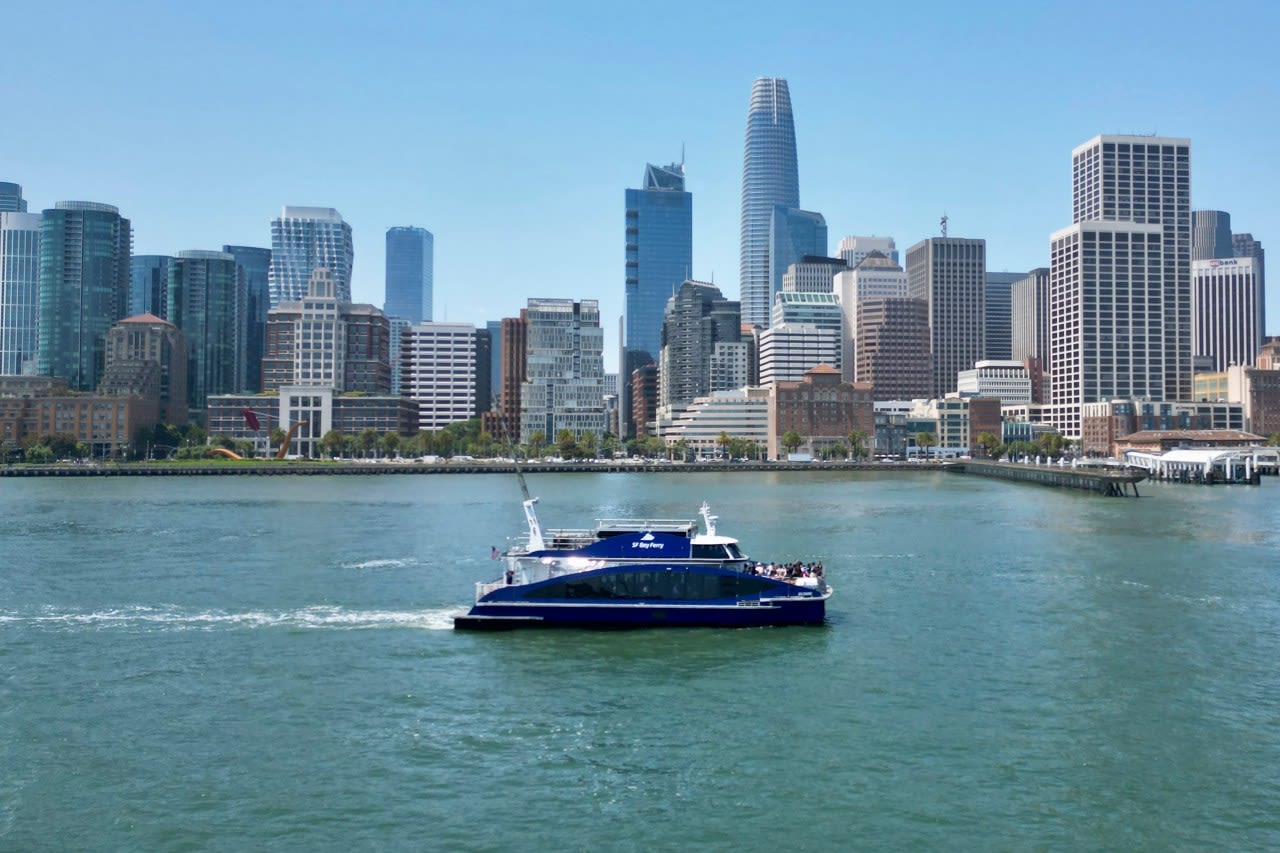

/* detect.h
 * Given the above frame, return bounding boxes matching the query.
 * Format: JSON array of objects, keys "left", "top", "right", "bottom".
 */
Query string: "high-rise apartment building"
[
  {"left": 223, "top": 245, "right": 271, "bottom": 393},
  {"left": 36, "top": 201, "right": 132, "bottom": 391},
  {"left": 400, "top": 322, "right": 478, "bottom": 430},
  {"left": 658, "top": 280, "right": 741, "bottom": 414},
  {"left": 1192, "top": 256, "right": 1263, "bottom": 370},
  {"left": 906, "top": 237, "right": 986, "bottom": 398},
  {"left": 268, "top": 207, "right": 353, "bottom": 307},
  {"left": 984, "top": 272, "right": 1023, "bottom": 361},
  {"left": 1192, "top": 210, "right": 1232, "bottom": 260},
  {"left": 384, "top": 226, "right": 433, "bottom": 324},
  {"left": 166, "top": 250, "right": 243, "bottom": 415},
  {"left": 0, "top": 212, "right": 41, "bottom": 375},
  {"left": 740, "top": 77, "right": 800, "bottom": 328},
  {"left": 836, "top": 251, "right": 908, "bottom": 383},
  {"left": 1010, "top": 267, "right": 1050, "bottom": 368},
  {"left": 0, "top": 182, "right": 27, "bottom": 213},
  {"left": 130, "top": 255, "right": 172, "bottom": 318},
  {"left": 624, "top": 162, "right": 692, "bottom": 363},
  {"left": 519, "top": 298, "right": 607, "bottom": 443},
  {"left": 837, "top": 235, "right": 898, "bottom": 268}
]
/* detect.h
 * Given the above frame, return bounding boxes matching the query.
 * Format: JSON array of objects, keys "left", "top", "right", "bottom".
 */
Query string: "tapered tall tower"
[{"left": 739, "top": 77, "right": 799, "bottom": 328}]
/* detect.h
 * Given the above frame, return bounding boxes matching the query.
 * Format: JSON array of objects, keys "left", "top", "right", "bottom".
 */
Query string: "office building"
[
  {"left": 984, "top": 272, "right": 1023, "bottom": 361},
  {"left": 740, "top": 77, "right": 800, "bottom": 328},
  {"left": 625, "top": 162, "right": 692, "bottom": 363},
  {"left": 101, "top": 313, "right": 188, "bottom": 426},
  {"left": 0, "top": 182, "right": 25, "bottom": 213},
  {"left": 1010, "top": 268, "right": 1050, "bottom": 368},
  {"left": 130, "top": 255, "right": 172, "bottom": 318},
  {"left": 662, "top": 387, "right": 770, "bottom": 457},
  {"left": 769, "top": 207, "right": 826, "bottom": 306},
  {"left": 956, "top": 360, "right": 1032, "bottom": 404},
  {"left": 0, "top": 212, "right": 42, "bottom": 375},
  {"left": 837, "top": 235, "right": 898, "bottom": 268},
  {"left": 782, "top": 255, "right": 845, "bottom": 294},
  {"left": 1193, "top": 210, "right": 1232, "bottom": 260},
  {"left": 400, "top": 322, "right": 478, "bottom": 430},
  {"left": 906, "top": 237, "right": 986, "bottom": 398},
  {"left": 1233, "top": 233, "right": 1266, "bottom": 310},
  {"left": 166, "top": 250, "right": 243, "bottom": 416},
  {"left": 384, "top": 226, "right": 433, "bottom": 324},
  {"left": 223, "top": 245, "right": 271, "bottom": 393},
  {"left": 36, "top": 202, "right": 132, "bottom": 391},
  {"left": 1049, "top": 135, "right": 1193, "bottom": 436},
  {"left": 855, "top": 297, "right": 930, "bottom": 400},
  {"left": 757, "top": 323, "right": 840, "bottom": 386},
  {"left": 261, "top": 268, "right": 392, "bottom": 394},
  {"left": 1192, "top": 256, "right": 1263, "bottom": 370},
  {"left": 268, "top": 206, "right": 353, "bottom": 306},
  {"left": 835, "top": 251, "right": 908, "bottom": 383},
  {"left": 658, "top": 280, "right": 741, "bottom": 413},
  {"left": 519, "top": 298, "right": 607, "bottom": 443}
]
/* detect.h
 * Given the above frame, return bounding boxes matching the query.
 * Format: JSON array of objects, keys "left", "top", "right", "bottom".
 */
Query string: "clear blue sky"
[{"left": 8, "top": 0, "right": 1279, "bottom": 369}]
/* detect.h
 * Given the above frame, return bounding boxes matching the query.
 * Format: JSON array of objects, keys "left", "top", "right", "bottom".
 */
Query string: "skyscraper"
[
  {"left": 740, "top": 77, "right": 800, "bottom": 328},
  {"left": 906, "top": 237, "right": 987, "bottom": 398},
  {"left": 384, "top": 226, "right": 433, "bottom": 323},
  {"left": 1010, "top": 268, "right": 1050, "bottom": 368},
  {"left": 1192, "top": 257, "right": 1263, "bottom": 370},
  {"left": 0, "top": 212, "right": 42, "bottom": 375},
  {"left": 984, "top": 272, "right": 1024, "bottom": 361},
  {"left": 166, "top": 250, "right": 243, "bottom": 415},
  {"left": 835, "top": 251, "right": 908, "bottom": 383},
  {"left": 769, "top": 206, "right": 826, "bottom": 301},
  {"left": 1049, "top": 135, "right": 1192, "bottom": 436},
  {"left": 837, "top": 235, "right": 898, "bottom": 267},
  {"left": 1192, "top": 210, "right": 1232, "bottom": 260},
  {"left": 624, "top": 162, "right": 692, "bottom": 364},
  {"left": 36, "top": 201, "right": 132, "bottom": 391},
  {"left": 268, "top": 206, "right": 353, "bottom": 307},
  {"left": 0, "top": 182, "right": 26, "bottom": 213},
  {"left": 130, "top": 255, "right": 173, "bottom": 318},
  {"left": 400, "top": 322, "right": 478, "bottom": 430},
  {"left": 223, "top": 245, "right": 272, "bottom": 393}
]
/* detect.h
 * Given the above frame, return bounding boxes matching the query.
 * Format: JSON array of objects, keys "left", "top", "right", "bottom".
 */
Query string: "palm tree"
[
  {"left": 976, "top": 431, "right": 1002, "bottom": 459},
  {"left": 781, "top": 430, "right": 804, "bottom": 456},
  {"left": 915, "top": 431, "right": 936, "bottom": 462},
  {"left": 716, "top": 431, "right": 732, "bottom": 461},
  {"left": 847, "top": 429, "right": 867, "bottom": 460},
  {"left": 529, "top": 430, "right": 546, "bottom": 459}
]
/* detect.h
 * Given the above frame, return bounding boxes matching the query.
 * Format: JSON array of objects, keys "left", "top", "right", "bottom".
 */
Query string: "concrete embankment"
[{"left": 0, "top": 460, "right": 935, "bottom": 477}]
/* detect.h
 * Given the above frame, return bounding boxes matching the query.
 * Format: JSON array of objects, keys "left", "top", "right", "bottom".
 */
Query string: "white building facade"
[
  {"left": 0, "top": 212, "right": 41, "bottom": 375},
  {"left": 268, "top": 206, "right": 354, "bottom": 307},
  {"left": 520, "top": 298, "right": 607, "bottom": 443},
  {"left": 401, "top": 322, "right": 478, "bottom": 431},
  {"left": 757, "top": 322, "right": 841, "bottom": 387},
  {"left": 956, "top": 360, "right": 1033, "bottom": 404},
  {"left": 1192, "top": 256, "right": 1263, "bottom": 370}
]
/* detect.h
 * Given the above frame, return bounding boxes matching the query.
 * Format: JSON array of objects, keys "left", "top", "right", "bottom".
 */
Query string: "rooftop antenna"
[
  {"left": 680, "top": 142, "right": 686, "bottom": 172},
  {"left": 940, "top": 214, "right": 949, "bottom": 238}
]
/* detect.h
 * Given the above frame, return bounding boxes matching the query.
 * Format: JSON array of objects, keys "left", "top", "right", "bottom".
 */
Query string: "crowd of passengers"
[{"left": 746, "top": 561, "right": 824, "bottom": 581}]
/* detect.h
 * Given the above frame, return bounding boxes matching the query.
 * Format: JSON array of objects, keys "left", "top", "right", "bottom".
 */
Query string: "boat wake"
[{"left": 0, "top": 604, "right": 467, "bottom": 632}]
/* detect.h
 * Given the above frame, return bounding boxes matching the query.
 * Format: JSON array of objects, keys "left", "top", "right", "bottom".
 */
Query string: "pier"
[{"left": 949, "top": 460, "right": 1144, "bottom": 496}]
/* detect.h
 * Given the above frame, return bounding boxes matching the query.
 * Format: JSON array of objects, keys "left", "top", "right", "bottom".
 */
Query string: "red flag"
[{"left": 242, "top": 408, "right": 260, "bottom": 431}]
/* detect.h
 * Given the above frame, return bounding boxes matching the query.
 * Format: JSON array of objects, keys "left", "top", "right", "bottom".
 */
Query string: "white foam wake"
[
  {"left": 341, "top": 558, "right": 415, "bottom": 570},
  {"left": 0, "top": 604, "right": 467, "bottom": 631}
]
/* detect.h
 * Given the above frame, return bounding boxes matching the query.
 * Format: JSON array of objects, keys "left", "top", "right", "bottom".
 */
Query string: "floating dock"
[{"left": 949, "top": 460, "right": 1144, "bottom": 496}]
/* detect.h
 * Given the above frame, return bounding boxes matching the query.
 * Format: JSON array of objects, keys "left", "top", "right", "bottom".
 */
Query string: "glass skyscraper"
[
  {"left": 0, "top": 182, "right": 27, "bottom": 213},
  {"left": 37, "top": 201, "right": 132, "bottom": 391},
  {"left": 383, "top": 226, "right": 433, "bottom": 323},
  {"left": 130, "top": 255, "right": 173, "bottom": 318},
  {"left": 223, "top": 245, "right": 271, "bottom": 392},
  {"left": 769, "top": 206, "right": 826, "bottom": 300},
  {"left": 268, "top": 206, "right": 353, "bottom": 307},
  {"left": 167, "top": 250, "right": 244, "bottom": 414},
  {"left": 624, "top": 162, "right": 692, "bottom": 364},
  {"left": 740, "top": 77, "right": 800, "bottom": 328},
  {"left": 0, "top": 212, "right": 42, "bottom": 375}
]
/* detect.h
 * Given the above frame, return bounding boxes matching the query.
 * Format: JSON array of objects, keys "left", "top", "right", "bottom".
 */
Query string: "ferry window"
[
  {"left": 691, "top": 544, "right": 725, "bottom": 560},
  {"left": 726, "top": 544, "right": 744, "bottom": 559}
]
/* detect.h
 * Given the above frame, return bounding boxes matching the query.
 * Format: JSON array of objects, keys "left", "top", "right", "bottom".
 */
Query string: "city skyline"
[{"left": 6, "top": 1, "right": 1280, "bottom": 370}]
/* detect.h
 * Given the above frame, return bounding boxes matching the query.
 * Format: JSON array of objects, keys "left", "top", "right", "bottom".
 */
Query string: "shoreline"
[{"left": 0, "top": 459, "right": 937, "bottom": 477}]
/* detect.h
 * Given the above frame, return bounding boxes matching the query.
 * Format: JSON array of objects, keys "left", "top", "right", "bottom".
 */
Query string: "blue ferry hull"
[{"left": 455, "top": 597, "right": 828, "bottom": 630}]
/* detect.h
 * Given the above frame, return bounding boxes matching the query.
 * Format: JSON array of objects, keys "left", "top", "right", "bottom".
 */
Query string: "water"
[{"left": 2, "top": 471, "right": 1279, "bottom": 850}]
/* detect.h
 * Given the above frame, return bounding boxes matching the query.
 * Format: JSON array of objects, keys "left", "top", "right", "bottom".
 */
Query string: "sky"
[{"left": 7, "top": 0, "right": 1279, "bottom": 370}]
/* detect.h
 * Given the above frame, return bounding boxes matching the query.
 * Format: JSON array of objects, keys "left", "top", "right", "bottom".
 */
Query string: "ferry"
[{"left": 454, "top": 475, "right": 832, "bottom": 630}]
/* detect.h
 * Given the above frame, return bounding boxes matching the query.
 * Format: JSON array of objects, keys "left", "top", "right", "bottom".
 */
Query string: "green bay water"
[{"left": 2, "top": 471, "right": 1279, "bottom": 850}]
